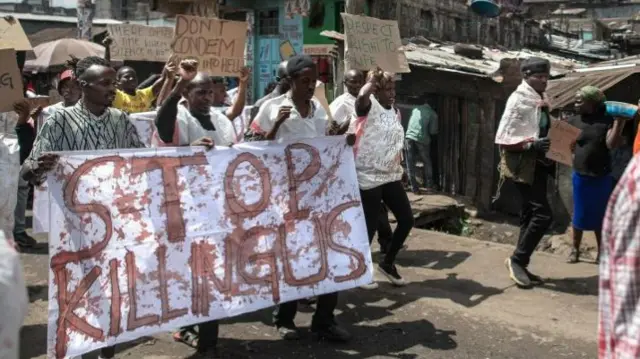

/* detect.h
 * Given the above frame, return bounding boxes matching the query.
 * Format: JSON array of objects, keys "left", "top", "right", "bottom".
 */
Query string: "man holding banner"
[{"left": 22, "top": 55, "right": 145, "bottom": 359}]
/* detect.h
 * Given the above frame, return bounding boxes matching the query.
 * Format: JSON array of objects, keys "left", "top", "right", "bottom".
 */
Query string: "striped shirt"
[
  {"left": 600, "top": 154, "right": 640, "bottom": 359},
  {"left": 24, "top": 101, "right": 144, "bottom": 182}
]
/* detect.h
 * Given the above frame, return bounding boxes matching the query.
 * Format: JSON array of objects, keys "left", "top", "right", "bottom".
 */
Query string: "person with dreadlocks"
[
  {"left": 566, "top": 86, "right": 624, "bottom": 264},
  {"left": 112, "top": 59, "right": 175, "bottom": 114},
  {"left": 21, "top": 56, "right": 144, "bottom": 359}
]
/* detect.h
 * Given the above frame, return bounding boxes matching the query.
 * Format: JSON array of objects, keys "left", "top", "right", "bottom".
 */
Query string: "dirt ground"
[{"left": 20, "top": 227, "right": 599, "bottom": 359}]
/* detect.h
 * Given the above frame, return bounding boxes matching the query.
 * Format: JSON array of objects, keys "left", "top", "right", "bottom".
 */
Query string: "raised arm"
[
  {"left": 150, "top": 60, "right": 177, "bottom": 97},
  {"left": 155, "top": 60, "right": 177, "bottom": 107},
  {"left": 225, "top": 67, "right": 250, "bottom": 121},
  {"left": 154, "top": 60, "right": 198, "bottom": 143},
  {"left": 606, "top": 118, "right": 625, "bottom": 149},
  {"left": 355, "top": 70, "right": 382, "bottom": 117}
]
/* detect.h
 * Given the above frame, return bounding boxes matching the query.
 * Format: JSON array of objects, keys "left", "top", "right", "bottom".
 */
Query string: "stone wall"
[{"left": 370, "top": 0, "right": 539, "bottom": 49}]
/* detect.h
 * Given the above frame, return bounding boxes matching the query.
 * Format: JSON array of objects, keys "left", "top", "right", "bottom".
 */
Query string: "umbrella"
[{"left": 23, "top": 38, "right": 105, "bottom": 73}]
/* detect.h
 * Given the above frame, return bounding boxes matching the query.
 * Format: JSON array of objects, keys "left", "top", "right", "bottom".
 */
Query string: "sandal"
[
  {"left": 173, "top": 329, "right": 199, "bottom": 349},
  {"left": 566, "top": 249, "right": 580, "bottom": 264}
]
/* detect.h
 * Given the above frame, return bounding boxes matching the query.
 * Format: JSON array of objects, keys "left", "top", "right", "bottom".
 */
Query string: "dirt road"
[{"left": 19, "top": 229, "right": 598, "bottom": 359}]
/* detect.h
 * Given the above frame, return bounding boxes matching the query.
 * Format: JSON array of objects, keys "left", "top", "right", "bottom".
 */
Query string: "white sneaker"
[{"left": 359, "top": 282, "right": 379, "bottom": 290}]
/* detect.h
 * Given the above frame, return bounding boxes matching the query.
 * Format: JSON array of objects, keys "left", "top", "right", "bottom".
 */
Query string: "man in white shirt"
[{"left": 329, "top": 69, "right": 364, "bottom": 134}]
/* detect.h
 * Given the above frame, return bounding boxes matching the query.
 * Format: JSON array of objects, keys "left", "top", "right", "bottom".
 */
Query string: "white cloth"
[
  {"left": 353, "top": 96, "right": 405, "bottom": 190},
  {"left": 330, "top": 92, "right": 356, "bottom": 126},
  {"left": 252, "top": 94, "right": 328, "bottom": 141},
  {"left": 0, "top": 134, "right": 19, "bottom": 241},
  {"left": 0, "top": 230, "right": 27, "bottom": 359},
  {"left": 495, "top": 80, "right": 547, "bottom": 145},
  {"left": 0, "top": 134, "right": 24, "bottom": 359},
  {"left": 156, "top": 102, "right": 236, "bottom": 147}
]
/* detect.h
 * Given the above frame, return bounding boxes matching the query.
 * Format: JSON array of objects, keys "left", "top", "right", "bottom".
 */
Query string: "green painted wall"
[{"left": 303, "top": 0, "right": 369, "bottom": 45}]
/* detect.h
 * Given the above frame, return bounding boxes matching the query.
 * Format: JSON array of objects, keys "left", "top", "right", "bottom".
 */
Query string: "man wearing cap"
[
  {"left": 37, "top": 69, "right": 82, "bottom": 129},
  {"left": 494, "top": 57, "right": 554, "bottom": 288}
]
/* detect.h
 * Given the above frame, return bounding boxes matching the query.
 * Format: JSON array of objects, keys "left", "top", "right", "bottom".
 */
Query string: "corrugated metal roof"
[
  {"left": 551, "top": 8, "right": 586, "bottom": 15},
  {"left": 403, "top": 43, "right": 583, "bottom": 77},
  {"left": 320, "top": 30, "right": 584, "bottom": 78},
  {"left": 28, "top": 27, "right": 107, "bottom": 47},
  {"left": 546, "top": 66, "right": 640, "bottom": 109},
  {"left": 0, "top": 11, "right": 121, "bottom": 24},
  {"left": 592, "top": 55, "right": 640, "bottom": 67}
]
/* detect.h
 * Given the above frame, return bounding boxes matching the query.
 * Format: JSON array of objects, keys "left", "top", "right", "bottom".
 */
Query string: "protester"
[
  {"left": 39, "top": 69, "right": 82, "bottom": 127},
  {"left": 249, "top": 61, "right": 290, "bottom": 123},
  {"left": 329, "top": 69, "right": 364, "bottom": 135},
  {"left": 405, "top": 94, "right": 438, "bottom": 193},
  {"left": 353, "top": 68, "right": 414, "bottom": 288},
  {"left": 153, "top": 59, "right": 247, "bottom": 357},
  {"left": 0, "top": 134, "right": 27, "bottom": 357},
  {"left": 251, "top": 54, "right": 350, "bottom": 343},
  {"left": 494, "top": 57, "right": 553, "bottom": 288},
  {"left": 21, "top": 56, "right": 145, "bottom": 359},
  {"left": 599, "top": 153, "right": 640, "bottom": 358},
  {"left": 566, "top": 86, "right": 623, "bottom": 264},
  {"left": 11, "top": 100, "right": 38, "bottom": 249},
  {"left": 112, "top": 60, "right": 174, "bottom": 114},
  {"left": 210, "top": 69, "right": 250, "bottom": 120},
  {"left": 154, "top": 63, "right": 248, "bottom": 148}
]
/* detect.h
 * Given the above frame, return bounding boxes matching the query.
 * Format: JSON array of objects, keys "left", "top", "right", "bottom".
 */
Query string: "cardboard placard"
[
  {"left": 171, "top": 15, "right": 247, "bottom": 76},
  {"left": 44, "top": 138, "right": 372, "bottom": 358},
  {"left": 340, "top": 14, "right": 410, "bottom": 73},
  {"left": 547, "top": 119, "right": 581, "bottom": 166},
  {"left": 0, "top": 49, "right": 24, "bottom": 112},
  {"left": 107, "top": 24, "right": 174, "bottom": 62},
  {"left": 0, "top": 17, "right": 32, "bottom": 51}
]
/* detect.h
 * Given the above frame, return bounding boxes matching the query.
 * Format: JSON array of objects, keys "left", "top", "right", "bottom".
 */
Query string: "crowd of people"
[{"left": 1, "top": 46, "right": 639, "bottom": 359}]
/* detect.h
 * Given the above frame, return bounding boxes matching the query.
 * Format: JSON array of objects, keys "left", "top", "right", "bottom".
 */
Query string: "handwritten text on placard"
[
  {"left": 171, "top": 15, "right": 247, "bottom": 76},
  {"left": 108, "top": 24, "right": 174, "bottom": 62},
  {"left": 340, "top": 14, "right": 410, "bottom": 73},
  {"left": 45, "top": 138, "right": 372, "bottom": 358}
]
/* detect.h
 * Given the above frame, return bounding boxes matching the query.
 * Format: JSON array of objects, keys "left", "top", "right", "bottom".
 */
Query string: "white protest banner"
[
  {"left": 32, "top": 107, "right": 256, "bottom": 234},
  {"left": 171, "top": 15, "right": 247, "bottom": 76},
  {"left": 129, "top": 111, "right": 157, "bottom": 147},
  {"left": 340, "top": 13, "right": 410, "bottom": 73},
  {"left": 107, "top": 24, "right": 174, "bottom": 62},
  {"left": 46, "top": 137, "right": 372, "bottom": 358}
]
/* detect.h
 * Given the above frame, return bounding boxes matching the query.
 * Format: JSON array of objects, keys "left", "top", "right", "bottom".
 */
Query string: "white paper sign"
[{"left": 46, "top": 137, "right": 372, "bottom": 358}]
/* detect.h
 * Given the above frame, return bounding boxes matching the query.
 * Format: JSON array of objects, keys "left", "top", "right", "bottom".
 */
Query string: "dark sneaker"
[
  {"left": 277, "top": 325, "right": 300, "bottom": 340},
  {"left": 504, "top": 258, "right": 531, "bottom": 287},
  {"left": 378, "top": 263, "right": 407, "bottom": 287},
  {"left": 312, "top": 324, "right": 352, "bottom": 343},
  {"left": 566, "top": 249, "right": 580, "bottom": 264},
  {"left": 14, "top": 232, "right": 36, "bottom": 248},
  {"left": 524, "top": 269, "right": 544, "bottom": 285}
]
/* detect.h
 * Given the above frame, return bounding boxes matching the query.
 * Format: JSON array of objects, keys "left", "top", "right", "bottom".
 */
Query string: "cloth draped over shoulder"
[{"left": 495, "top": 80, "right": 549, "bottom": 145}]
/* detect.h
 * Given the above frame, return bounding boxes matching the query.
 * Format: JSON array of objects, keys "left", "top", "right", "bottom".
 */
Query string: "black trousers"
[
  {"left": 511, "top": 165, "right": 553, "bottom": 268},
  {"left": 360, "top": 180, "right": 414, "bottom": 265},
  {"left": 377, "top": 203, "right": 393, "bottom": 247},
  {"left": 274, "top": 292, "right": 338, "bottom": 330}
]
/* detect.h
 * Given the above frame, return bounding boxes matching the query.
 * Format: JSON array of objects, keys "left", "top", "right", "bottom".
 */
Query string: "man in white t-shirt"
[
  {"left": 329, "top": 69, "right": 363, "bottom": 134},
  {"left": 253, "top": 55, "right": 351, "bottom": 344},
  {"left": 154, "top": 61, "right": 248, "bottom": 148}
]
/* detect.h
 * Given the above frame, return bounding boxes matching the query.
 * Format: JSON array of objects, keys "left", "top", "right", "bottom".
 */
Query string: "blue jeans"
[{"left": 405, "top": 139, "right": 433, "bottom": 191}]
